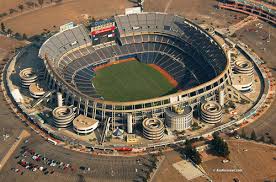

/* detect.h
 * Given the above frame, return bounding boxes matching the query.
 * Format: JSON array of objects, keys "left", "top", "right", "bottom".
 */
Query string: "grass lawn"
[{"left": 93, "top": 61, "right": 177, "bottom": 102}]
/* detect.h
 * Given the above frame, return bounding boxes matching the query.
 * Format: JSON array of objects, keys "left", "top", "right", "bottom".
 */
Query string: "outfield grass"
[{"left": 93, "top": 61, "right": 177, "bottom": 102}]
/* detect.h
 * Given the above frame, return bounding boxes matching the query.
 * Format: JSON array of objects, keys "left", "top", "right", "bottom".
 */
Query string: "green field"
[{"left": 93, "top": 61, "right": 177, "bottom": 102}]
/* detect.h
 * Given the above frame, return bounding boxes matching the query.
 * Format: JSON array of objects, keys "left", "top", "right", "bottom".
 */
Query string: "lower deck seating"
[{"left": 61, "top": 33, "right": 225, "bottom": 98}]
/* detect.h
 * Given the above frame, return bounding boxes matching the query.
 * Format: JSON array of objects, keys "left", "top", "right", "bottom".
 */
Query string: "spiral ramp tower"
[
  {"left": 234, "top": 60, "right": 254, "bottom": 77},
  {"left": 232, "top": 59, "right": 254, "bottom": 93},
  {"left": 19, "top": 68, "right": 38, "bottom": 88},
  {"left": 29, "top": 83, "right": 46, "bottom": 98},
  {"left": 142, "top": 118, "right": 165, "bottom": 140},
  {"left": 52, "top": 106, "right": 75, "bottom": 128},
  {"left": 201, "top": 101, "right": 223, "bottom": 124}
]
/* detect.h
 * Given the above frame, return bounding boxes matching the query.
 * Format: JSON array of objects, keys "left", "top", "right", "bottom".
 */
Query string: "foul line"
[{"left": 148, "top": 64, "right": 178, "bottom": 88}]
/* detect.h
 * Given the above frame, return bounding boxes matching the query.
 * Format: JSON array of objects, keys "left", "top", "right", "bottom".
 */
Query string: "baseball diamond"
[{"left": 93, "top": 60, "right": 177, "bottom": 102}]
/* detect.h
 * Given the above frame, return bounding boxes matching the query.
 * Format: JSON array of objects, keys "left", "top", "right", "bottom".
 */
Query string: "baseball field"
[{"left": 93, "top": 60, "right": 178, "bottom": 102}]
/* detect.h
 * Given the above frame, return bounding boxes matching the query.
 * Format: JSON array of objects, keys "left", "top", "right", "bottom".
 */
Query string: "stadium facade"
[
  {"left": 218, "top": 0, "right": 276, "bottom": 25},
  {"left": 39, "top": 12, "right": 232, "bottom": 128}
]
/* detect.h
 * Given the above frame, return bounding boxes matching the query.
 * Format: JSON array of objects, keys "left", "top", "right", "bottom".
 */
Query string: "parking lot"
[
  {"left": 0, "top": 132, "right": 157, "bottom": 182},
  {"left": 0, "top": 86, "right": 27, "bottom": 162}
]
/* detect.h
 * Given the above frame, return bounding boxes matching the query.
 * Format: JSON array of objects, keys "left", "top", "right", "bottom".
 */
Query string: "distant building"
[
  {"left": 125, "top": 7, "right": 142, "bottom": 15},
  {"left": 126, "top": 134, "right": 138, "bottom": 143},
  {"left": 60, "top": 22, "right": 75, "bottom": 32}
]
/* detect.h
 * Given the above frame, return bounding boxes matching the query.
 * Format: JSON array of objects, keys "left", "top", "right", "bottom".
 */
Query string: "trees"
[
  {"left": 0, "top": 12, "right": 8, "bottom": 18},
  {"left": 211, "top": 133, "right": 230, "bottom": 157},
  {"left": 1, "top": 22, "right": 5, "bottom": 32},
  {"left": 212, "top": 131, "right": 220, "bottom": 138},
  {"left": 18, "top": 4, "right": 24, "bottom": 12},
  {"left": 269, "top": 137, "right": 274, "bottom": 144},
  {"left": 88, "top": 17, "right": 96, "bottom": 26},
  {"left": 25, "top": 1, "right": 35, "bottom": 8},
  {"left": 192, "top": 122, "right": 199, "bottom": 127},
  {"left": 14, "top": 32, "right": 22, "bottom": 39},
  {"left": 9, "top": 8, "right": 17, "bottom": 14},
  {"left": 183, "top": 143, "right": 202, "bottom": 165},
  {"left": 250, "top": 130, "right": 257, "bottom": 141},
  {"left": 38, "top": 0, "right": 44, "bottom": 7},
  {"left": 7, "top": 28, "right": 12, "bottom": 35},
  {"left": 22, "top": 33, "right": 28, "bottom": 40},
  {"left": 191, "top": 122, "right": 200, "bottom": 130},
  {"left": 91, "top": 17, "right": 96, "bottom": 23}
]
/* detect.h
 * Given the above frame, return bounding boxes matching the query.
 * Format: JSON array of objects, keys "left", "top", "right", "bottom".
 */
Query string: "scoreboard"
[{"left": 90, "top": 19, "right": 116, "bottom": 45}]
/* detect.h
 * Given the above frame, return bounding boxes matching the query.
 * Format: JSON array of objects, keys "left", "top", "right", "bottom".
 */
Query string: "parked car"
[
  {"left": 15, "top": 168, "right": 20, "bottom": 173},
  {"left": 80, "top": 166, "right": 90, "bottom": 171},
  {"left": 42, "top": 157, "right": 47, "bottom": 161}
]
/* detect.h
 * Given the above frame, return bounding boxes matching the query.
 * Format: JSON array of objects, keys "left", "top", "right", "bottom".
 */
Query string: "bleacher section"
[{"left": 39, "top": 24, "right": 92, "bottom": 74}]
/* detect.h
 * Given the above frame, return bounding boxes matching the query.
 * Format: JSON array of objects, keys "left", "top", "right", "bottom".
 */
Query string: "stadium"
[{"left": 38, "top": 12, "right": 231, "bottom": 129}]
